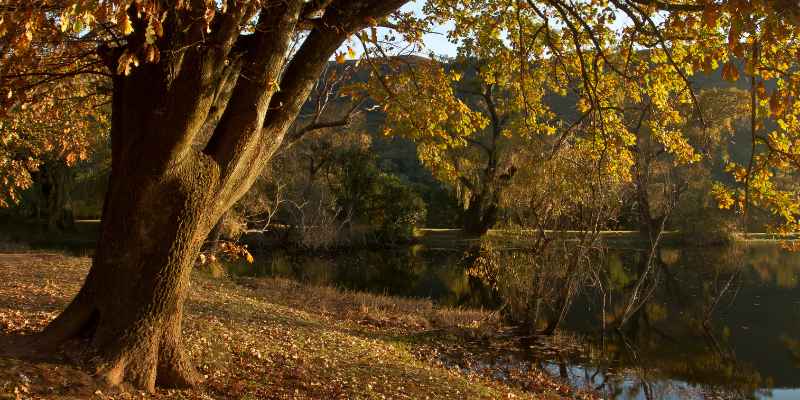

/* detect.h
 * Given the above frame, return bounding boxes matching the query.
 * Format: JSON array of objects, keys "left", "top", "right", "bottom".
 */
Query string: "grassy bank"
[
  {"left": 414, "top": 228, "right": 800, "bottom": 248},
  {"left": 0, "top": 251, "right": 594, "bottom": 399}
]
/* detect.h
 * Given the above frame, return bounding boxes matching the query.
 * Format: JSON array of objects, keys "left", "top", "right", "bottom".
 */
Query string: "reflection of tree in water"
[
  {"left": 468, "top": 243, "right": 797, "bottom": 399},
  {"left": 246, "top": 242, "right": 798, "bottom": 399},
  {"left": 265, "top": 247, "right": 499, "bottom": 308},
  {"left": 464, "top": 237, "right": 604, "bottom": 335},
  {"left": 577, "top": 245, "right": 786, "bottom": 399},
  {"left": 747, "top": 244, "right": 800, "bottom": 289}
]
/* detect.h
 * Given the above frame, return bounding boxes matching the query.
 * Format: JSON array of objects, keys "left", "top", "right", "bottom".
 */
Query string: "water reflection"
[{"left": 227, "top": 243, "right": 800, "bottom": 399}]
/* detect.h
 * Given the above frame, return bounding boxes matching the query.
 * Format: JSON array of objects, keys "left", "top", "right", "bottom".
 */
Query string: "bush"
[
  {"left": 367, "top": 173, "right": 427, "bottom": 242},
  {"left": 335, "top": 149, "right": 426, "bottom": 243},
  {"left": 673, "top": 185, "right": 740, "bottom": 245},
  {"left": 675, "top": 207, "right": 739, "bottom": 245}
]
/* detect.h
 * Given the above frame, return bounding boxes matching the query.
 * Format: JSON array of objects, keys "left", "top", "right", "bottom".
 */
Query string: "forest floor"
[{"left": 0, "top": 251, "right": 596, "bottom": 400}]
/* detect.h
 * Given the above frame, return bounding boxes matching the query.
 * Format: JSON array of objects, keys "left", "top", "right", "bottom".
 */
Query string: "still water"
[{"left": 227, "top": 243, "right": 800, "bottom": 400}]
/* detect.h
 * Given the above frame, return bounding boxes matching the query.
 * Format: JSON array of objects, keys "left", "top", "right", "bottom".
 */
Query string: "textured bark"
[
  {"left": 32, "top": 0, "right": 410, "bottom": 392},
  {"left": 36, "top": 163, "right": 75, "bottom": 232},
  {"left": 462, "top": 191, "right": 500, "bottom": 237},
  {"left": 37, "top": 112, "right": 220, "bottom": 391}
]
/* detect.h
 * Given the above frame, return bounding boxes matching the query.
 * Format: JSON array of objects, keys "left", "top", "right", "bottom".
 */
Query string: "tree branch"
[
  {"left": 205, "top": 0, "right": 306, "bottom": 176},
  {"left": 285, "top": 98, "right": 365, "bottom": 145},
  {"left": 626, "top": 0, "right": 704, "bottom": 12},
  {"left": 210, "top": 0, "right": 410, "bottom": 210}
]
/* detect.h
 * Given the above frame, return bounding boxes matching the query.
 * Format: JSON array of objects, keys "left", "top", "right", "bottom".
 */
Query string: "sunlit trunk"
[{"left": 39, "top": 149, "right": 220, "bottom": 390}]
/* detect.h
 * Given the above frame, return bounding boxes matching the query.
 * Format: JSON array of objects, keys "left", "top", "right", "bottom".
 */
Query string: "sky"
[
  {"left": 337, "top": 0, "right": 639, "bottom": 60},
  {"left": 400, "top": 1, "right": 458, "bottom": 57},
  {"left": 334, "top": 0, "right": 457, "bottom": 60}
]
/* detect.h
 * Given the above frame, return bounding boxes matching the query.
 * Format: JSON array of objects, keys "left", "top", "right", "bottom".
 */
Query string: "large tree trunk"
[
  {"left": 36, "top": 151, "right": 220, "bottom": 391},
  {"left": 31, "top": 43, "right": 227, "bottom": 390},
  {"left": 462, "top": 191, "right": 500, "bottom": 237}
]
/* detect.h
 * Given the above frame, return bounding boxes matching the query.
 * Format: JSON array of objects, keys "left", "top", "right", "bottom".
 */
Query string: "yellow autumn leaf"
[{"left": 120, "top": 14, "right": 133, "bottom": 36}]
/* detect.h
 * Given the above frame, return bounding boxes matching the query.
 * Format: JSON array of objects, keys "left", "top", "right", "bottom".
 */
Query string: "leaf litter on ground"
[{"left": 0, "top": 252, "right": 597, "bottom": 400}]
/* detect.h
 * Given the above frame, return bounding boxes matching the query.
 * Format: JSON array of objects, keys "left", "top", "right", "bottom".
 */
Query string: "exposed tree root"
[{"left": 14, "top": 291, "right": 201, "bottom": 393}]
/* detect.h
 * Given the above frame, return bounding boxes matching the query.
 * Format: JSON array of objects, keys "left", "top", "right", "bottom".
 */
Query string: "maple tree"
[{"left": 1, "top": 0, "right": 800, "bottom": 393}]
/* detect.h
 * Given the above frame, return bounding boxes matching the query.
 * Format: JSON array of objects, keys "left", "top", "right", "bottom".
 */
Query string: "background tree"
[
  {"left": 260, "top": 114, "right": 427, "bottom": 247},
  {"left": 366, "top": 2, "right": 682, "bottom": 236},
  {"left": 367, "top": 0, "right": 800, "bottom": 243},
  {"left": 469, "top": 141, "right": 628, "bottom": 334},
  {"left": 627, "top": 87, "right": 749, "bottom": 241}
]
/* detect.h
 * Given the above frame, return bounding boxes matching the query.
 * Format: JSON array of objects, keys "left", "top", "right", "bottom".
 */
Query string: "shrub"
[
  {"left": 365, "top": 173, "right": 427, "bottom": 242},
  {"left": 334, "top": 149, "right": 426, "bottom": 243},
  {"left": 675, "top": 207, "right": 739, "bottom": 245}
]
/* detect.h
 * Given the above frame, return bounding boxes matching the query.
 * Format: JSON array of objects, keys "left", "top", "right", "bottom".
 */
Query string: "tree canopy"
[
  {"left": 360, "top": 0, "right": 800, "bottom": 240},
  {"left": 2, "top": 1, "right": 800, "bottom": 237}
]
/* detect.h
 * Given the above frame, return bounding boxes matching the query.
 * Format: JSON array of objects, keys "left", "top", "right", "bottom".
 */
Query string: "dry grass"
[
  {"left": 235, "top": 276, "right": 497, "bottom": 335},
  {"left": 0, "top": 251, "right": 589, "bottom": 400}
]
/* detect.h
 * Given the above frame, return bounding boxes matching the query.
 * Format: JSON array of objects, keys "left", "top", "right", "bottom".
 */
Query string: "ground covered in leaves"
[{"left": 0, "top": 251, "right": 596, "bottom": 399}]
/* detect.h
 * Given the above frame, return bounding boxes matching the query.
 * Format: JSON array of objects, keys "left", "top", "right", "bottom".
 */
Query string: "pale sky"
[
  {"left": 334, "top": 1, "right": 457, "bottom": 60},
  {"left": 400, "top": 1, "right": 458, "bottom": 57},
  {"left": 337, "top": 0, "right": 638, "bottom": 60}
]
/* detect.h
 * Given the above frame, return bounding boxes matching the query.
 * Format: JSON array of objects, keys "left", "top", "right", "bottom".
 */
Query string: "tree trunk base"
[{"left": 27, "top": 286, "right": 200, "bottom": 393}]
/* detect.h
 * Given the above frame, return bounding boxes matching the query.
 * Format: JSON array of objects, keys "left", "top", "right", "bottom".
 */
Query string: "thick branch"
[
  {"left": 110, "top": 1, "right": 250, "bottom": 173},
  {"left": 209, "top": 0, "right": 410, "bottom": 210},
  {"left": 263, "top": 0, "right": 411, "bottom": 135},
  {"left": 205, "top": 1, "right": 306, "bottom": 176}
]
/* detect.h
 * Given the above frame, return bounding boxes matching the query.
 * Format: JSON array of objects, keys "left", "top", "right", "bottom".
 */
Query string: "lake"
[{"left": 226, "top": 242, "right": 800, "bottom": 400}]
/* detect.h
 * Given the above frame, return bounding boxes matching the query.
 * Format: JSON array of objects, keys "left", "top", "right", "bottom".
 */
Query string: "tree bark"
[
  {"left": 462, "top": 192, "right": 499, "bottom": 237},
  {"left": 35, "top": 25, "right": 230, "bottom": 389},
  {"left": 37, "top": 150, "right": 219, "bottom": 391}
]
